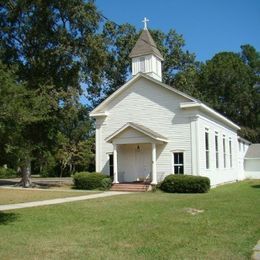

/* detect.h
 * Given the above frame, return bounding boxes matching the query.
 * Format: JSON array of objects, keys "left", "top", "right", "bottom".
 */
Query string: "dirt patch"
[{"left": 184, "top": 208, "right": 204, "bottom": 215}]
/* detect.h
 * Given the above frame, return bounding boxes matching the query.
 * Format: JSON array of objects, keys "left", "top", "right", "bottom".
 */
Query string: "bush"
[
  {"left": 0, "top": 167, "right": 17, "bottom": 178},
  {"left": 160, "top": 174, "right": 210, "bottom": 193},
  {"left": 73, "top": 172, "right": 107, "bottom": 190},
  {"left": 100, "top": 177, "right": 112, "bottom": 190}
]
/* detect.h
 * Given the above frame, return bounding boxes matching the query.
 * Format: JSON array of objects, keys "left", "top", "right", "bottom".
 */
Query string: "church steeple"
[{"left": 129, "top": 18, "right": 164, "bottom": 81}]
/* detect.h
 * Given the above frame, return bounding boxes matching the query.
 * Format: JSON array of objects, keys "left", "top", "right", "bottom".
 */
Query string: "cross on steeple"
[{"left": 142, "top": 17, "right": 149, "bottom": 30}]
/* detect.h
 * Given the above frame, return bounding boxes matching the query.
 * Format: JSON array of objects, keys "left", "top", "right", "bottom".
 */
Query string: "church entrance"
[
  {"left": 134, "top": 144, "right": 152, "bottom": 182},
  {"left": 118, "top": 144, "right": 152, "bottom": 182}
]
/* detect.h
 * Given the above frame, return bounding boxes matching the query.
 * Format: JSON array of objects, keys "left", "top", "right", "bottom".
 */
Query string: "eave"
[{"left": 180, "top": 102, "right": 240, "bottom": 130}]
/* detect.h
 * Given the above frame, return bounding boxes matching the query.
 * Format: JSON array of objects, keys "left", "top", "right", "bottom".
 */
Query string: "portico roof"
[{"left": 105, "top": 122, "right": 168, "bottom": 143}]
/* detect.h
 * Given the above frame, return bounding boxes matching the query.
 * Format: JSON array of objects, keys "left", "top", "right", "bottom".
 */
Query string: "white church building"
[{"left": 90, "top": 20, "right": 255, "bottom": 187}]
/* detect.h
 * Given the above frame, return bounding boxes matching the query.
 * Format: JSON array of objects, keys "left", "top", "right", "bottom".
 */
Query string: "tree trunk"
[
  {"left": 20, "top": 160, "right": 31, "bottom": 188},
  {"left": 60, "top": 166, "right": 63, "bottom": 178}
]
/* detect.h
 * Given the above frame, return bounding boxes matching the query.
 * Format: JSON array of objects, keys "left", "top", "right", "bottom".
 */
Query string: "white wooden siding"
[
  {"left": 98, "top": 77, "right": 196, "bottom": 181},
  {"left": 197, "top": 113, "right": 240, "bottom": 186}
]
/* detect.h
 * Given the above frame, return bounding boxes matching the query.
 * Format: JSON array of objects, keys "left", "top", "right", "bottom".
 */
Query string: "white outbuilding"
[{"left": 244, "top": 144, "right": 260, "bottom": 179}]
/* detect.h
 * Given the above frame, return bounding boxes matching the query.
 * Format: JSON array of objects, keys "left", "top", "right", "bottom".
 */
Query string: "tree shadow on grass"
[
  {"left": 0, "top": 211, "right": 18, "bottom": 225},
  {"left": 251, "top": 185, "right": 260, "bottom": 189}
]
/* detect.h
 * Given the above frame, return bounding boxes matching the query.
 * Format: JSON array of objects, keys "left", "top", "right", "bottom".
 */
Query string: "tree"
[
  {"left": 0, "top": 0, "right": 106, "bottom": 90},
  {"left": 0, "top": 0, "right": 106, "bottom": 185},
  {"left": 55, "top": 102, "right": 95, "bottom": 176},
  {"left": 197, "top": 52, "right": 258, "bottom": 129},
  {"left": 0, "top": 62, "right": 55, "bottom": 186},
  {"left": 240, "top": 44, "right": 260, "bottom": 79}
]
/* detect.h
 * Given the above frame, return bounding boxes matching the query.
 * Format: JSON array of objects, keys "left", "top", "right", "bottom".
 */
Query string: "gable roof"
[
  {"left": 90, "top": 73, "right": 197, "bottom": 116},
  {"left": 245, "top": 144, "right": 260, "bottom": 159},
  {"left": 105, "top": 122, "right": 168, "bottom": 143},
  {"left": 90, "top": 72, "right": 240, "bottom": 131},
  {"left": 129, "top": 29, "right": 164, "bottom": 60}
]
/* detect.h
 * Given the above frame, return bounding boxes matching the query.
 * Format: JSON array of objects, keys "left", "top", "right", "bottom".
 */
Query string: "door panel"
[{"left": 135, "top": 144, "right": 152, "bottom": 180}]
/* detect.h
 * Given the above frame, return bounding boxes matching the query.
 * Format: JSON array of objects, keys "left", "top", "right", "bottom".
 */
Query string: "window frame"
[
  {"left": 229, "top": 139, "right": 232, "bottom": 168},
  {"left": 107, "top": 153, "right": 114, "bottom": 177},
  {"left": 205, "top": 129, "right": 210, "bottom": 169},
  {"left": 172, "top": 152, "right": 184, "bottom": 175},
  {"left": 223, "top": 136, "right": 227, "bottom": 168},
  {"left": 215, "top": 132, "right": 219, "bottom": 169}
]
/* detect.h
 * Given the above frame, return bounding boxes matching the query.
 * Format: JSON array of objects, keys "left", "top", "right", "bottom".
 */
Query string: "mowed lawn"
[
  {"left": 0, "top": 180, "right": 259, "bottom": 259},
  {"left": 0, "top": 189, "right": 99, "bottom": 205}
]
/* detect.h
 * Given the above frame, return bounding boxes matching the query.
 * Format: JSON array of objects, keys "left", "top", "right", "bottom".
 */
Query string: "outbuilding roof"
[
  {"left": 245, "top": 144, "right": 260, "bottom": 159},
  {"left": 105, "top": 122, "right": 168, "bottom": 143},
  {"left": 129, "top": 29, "right": 164, "bottom": 60}
]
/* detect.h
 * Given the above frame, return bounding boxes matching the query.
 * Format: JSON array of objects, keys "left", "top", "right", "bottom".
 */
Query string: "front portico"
[{"left": 105, "top": 122, "right": 168, "bottom": 185}]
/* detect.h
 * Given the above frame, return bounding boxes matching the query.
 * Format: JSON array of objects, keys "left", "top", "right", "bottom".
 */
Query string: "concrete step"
[{"left": 110, "top": 183, "right": 150, "bottom": 192}]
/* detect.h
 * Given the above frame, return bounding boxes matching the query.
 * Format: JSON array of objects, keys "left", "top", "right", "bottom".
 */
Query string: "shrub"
[
  {"left": 73, "top": 172, "right": 107, "bottom": 190},
  {"left": 160, "top": 174, "right": 210, "bottom": 193},
  {"left": 0, "top": 167, "right": 17, "bottom": 179},
  {"left": 100, "top": 177, "right": 112, "bottom": 190}
]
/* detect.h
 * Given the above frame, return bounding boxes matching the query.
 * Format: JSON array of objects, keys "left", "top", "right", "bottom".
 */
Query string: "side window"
[
  {"left": 109, "top": 154, "right": 114, "bottom": 177},
  {"left": 173, "top": 152, "right": 184, "bottom": 174},
  {"left": 229, "top": 139, "right": 232, "bottom": 168},
  {"left": 223, "top": 136, "right": 226, "bottom": 168},
  {"left": 215, "top": 133, "right": 219, "bottom": 169},
  {"left": 205, "top": 130, "right": 210, "bottom": 169}
]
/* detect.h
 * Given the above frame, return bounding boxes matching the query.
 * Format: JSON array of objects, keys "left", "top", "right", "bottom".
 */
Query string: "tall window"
[
  {"left": 229, "top": 139, "right": 232, "bottom": 168},
  {"left": 215, "top": 133, "right": 219, "bottom": 169},
  {"left": 108, "top": 154, "right": 114, "bottom": 177},
  {"left": 205, "top": 130, "right": 210, "bottom": 169},
  {"left": 239, "top": 141, "right": 241, "bottom": 152},
  {"left": 173, "top": 152, "right": 184, "bottom": 174},
  {"left": 223, "top": 136, "right": 226, "bottom": 168},
  {"left": 140, "top": 57, "right": 145, "bottom": 72}
]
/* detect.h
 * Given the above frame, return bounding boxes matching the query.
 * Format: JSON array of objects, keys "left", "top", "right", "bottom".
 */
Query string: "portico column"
[
  {"left": 151, "top": 143, "right": 157, "bottom": 185},
  {"left": 113, "top": 143, "right": 119, "bottom": 183}
]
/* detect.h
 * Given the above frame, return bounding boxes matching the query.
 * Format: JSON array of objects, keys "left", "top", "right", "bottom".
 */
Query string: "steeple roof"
[{"left": 129, "top": 29, "right": 164, "bottom": 60}]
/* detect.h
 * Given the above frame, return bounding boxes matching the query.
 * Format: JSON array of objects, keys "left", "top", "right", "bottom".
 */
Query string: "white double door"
[{"left": 119, "top": 143, "right": 152, "bottom": 182}]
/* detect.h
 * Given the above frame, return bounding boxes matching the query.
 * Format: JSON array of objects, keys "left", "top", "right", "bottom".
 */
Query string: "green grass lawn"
[
  {"left": 0, "top": 180, "right": 259, "bottom": 259},
  {"left": 0, "top": 189, "right": 99, "bottom": 205}
]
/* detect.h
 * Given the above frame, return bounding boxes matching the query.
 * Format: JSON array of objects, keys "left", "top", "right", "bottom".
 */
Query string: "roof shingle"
[
  {"left": 245, "top": 144, "right": 260, "bottom": 159},
  {"left": 129, "top": 29, "right": 164, "bottom": 60}
]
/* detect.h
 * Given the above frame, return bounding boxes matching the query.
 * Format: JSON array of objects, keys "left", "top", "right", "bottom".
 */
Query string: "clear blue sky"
[{"left": 95, "top": 0, "right": 260, "bottom": 61}]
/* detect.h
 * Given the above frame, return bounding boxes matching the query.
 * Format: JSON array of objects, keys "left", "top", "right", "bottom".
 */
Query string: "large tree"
[
  {"left": 0, "top": 0, "right": 106, "bottom": 186},
  {"left": 0, "top": 62, "right": 55, "bottom": 186},
  {"left": 0, "top": 0, "right": 106, "bottom": 89},
  {"left": 197, "top": 51, "right": 260, "bottom": 138}
]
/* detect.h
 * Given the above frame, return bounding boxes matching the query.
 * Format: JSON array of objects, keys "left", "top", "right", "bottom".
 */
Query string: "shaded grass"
[
  {"left": 0, "top": 212, "right": 18, "bottom": 225},
  {"left": 0, "top": 189, "right": 100, "bottom": 205},
  {"left": 0, "top": 180, "right": 259, "bottom": 259}
]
